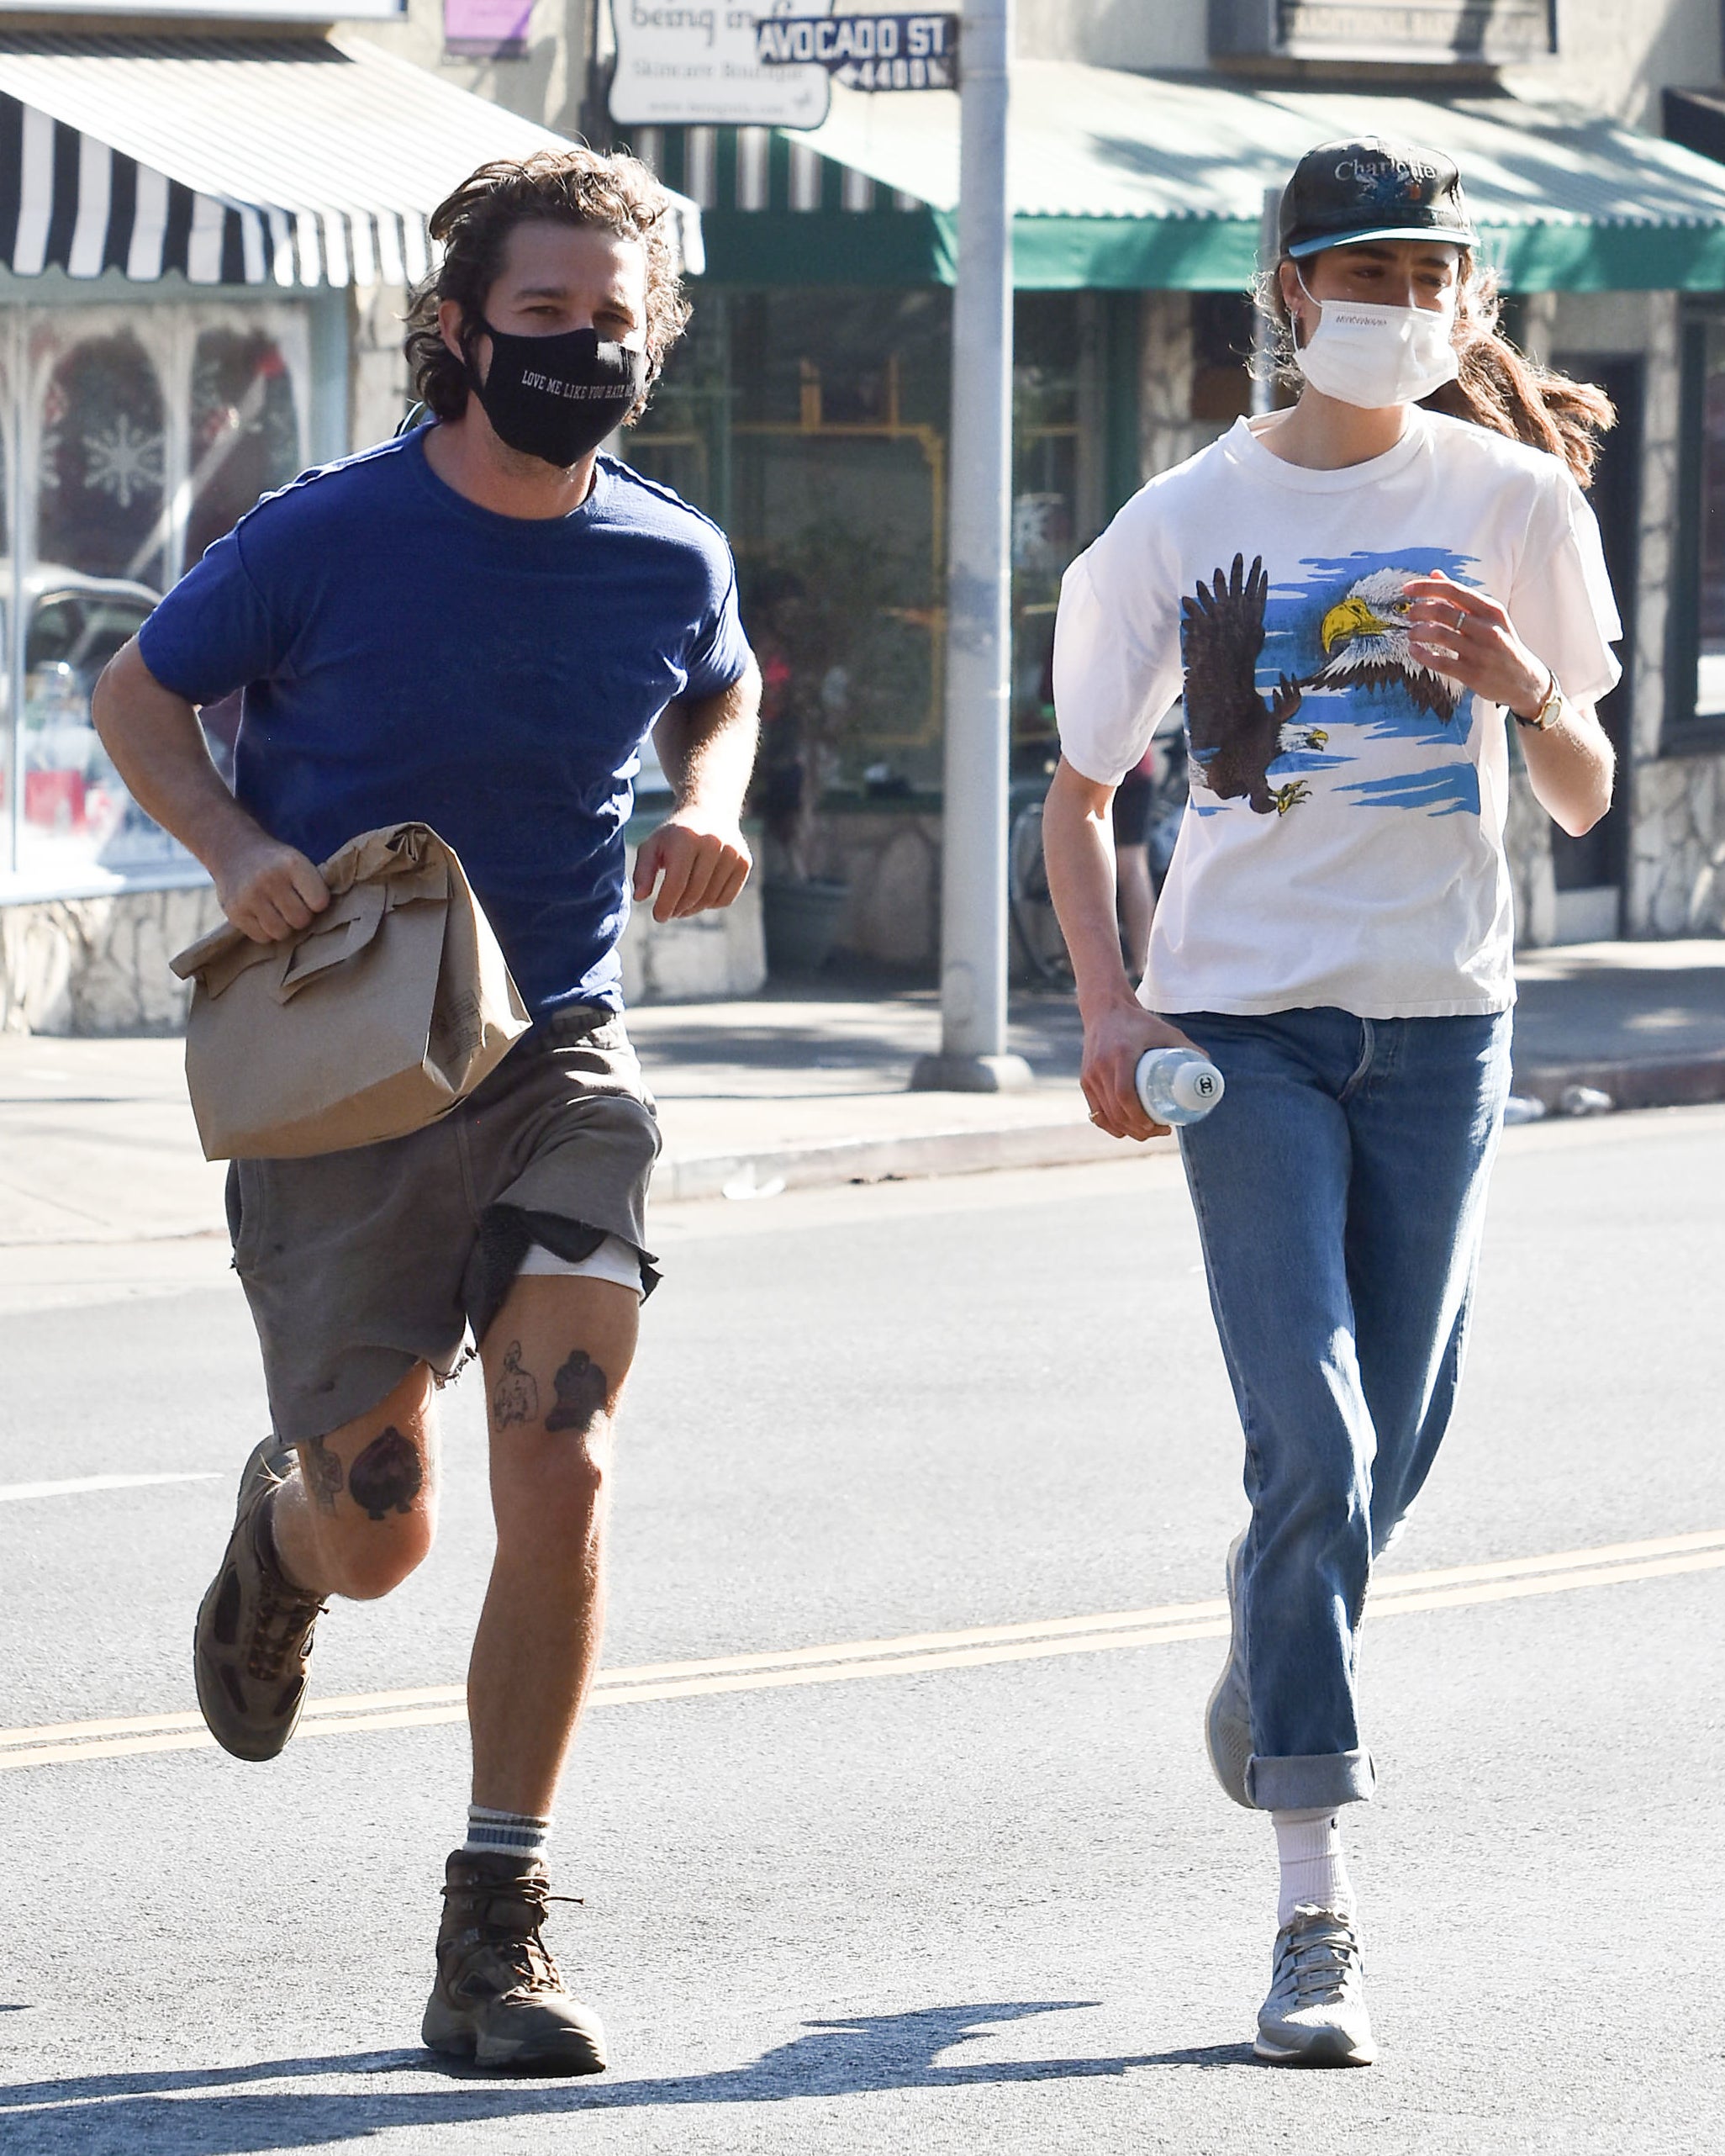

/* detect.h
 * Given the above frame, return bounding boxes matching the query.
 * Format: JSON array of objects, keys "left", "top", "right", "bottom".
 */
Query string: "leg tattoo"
[
  {"left": 301, "top": 1435, "right": 345, "bottom": 1514},
  {"left": 492, "top": 1341, "right": 541, "bottom": 1429},
  {"left": 544, "top": 1350, "right": 609, "bottom": 1434},
  {"left": 347, "top": 1426, "right": 424, "bottom": 1521}
]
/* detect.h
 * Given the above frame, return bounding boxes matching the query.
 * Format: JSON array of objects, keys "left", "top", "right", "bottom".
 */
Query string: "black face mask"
[{"left": 467, "top": 322, "right": 647, "bottom": 468}]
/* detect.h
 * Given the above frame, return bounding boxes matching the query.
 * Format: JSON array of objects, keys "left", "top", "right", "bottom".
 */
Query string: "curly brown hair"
[
  {"left": 404, "top": 147, "right": 690, "bottom": 429},
  {"left": 1253, "top": 253, "right": 1615, "bottom": 489}
]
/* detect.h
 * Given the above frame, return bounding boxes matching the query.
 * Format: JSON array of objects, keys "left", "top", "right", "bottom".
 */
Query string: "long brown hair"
[
  {"left": 404, "top": 148, "right": 689, "bottom": 428},
  {"left": 1256, "top": 254, "right": 1615, "bottom": 489}
]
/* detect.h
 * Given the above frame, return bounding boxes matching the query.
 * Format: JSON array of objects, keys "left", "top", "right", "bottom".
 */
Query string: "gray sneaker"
[
  {"left": 193, "top": 1438, "right": 325, "bottom": 1762},
  {"left": 1254, "top": 1905, "right": 1376, "bottom": 2066},
  {"left": 1204, "top": 1530, "right": 1253, "bottom": 1808}
]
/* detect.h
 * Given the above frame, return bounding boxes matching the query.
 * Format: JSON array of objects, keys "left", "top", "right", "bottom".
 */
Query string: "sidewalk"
[
  {"left": 639, "top": 934, "right": 1725, "bottom": 1185},
  {"left": 1, "top": 940, "right": 1721, "bottom": 1264},
  {"left": 1507, "top": 939, "right": 1725, "bottom": 1109}
]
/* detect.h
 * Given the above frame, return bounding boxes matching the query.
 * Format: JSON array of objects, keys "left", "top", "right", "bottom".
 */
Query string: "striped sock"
[{"left": 463, "top": 1805, "right": 551, "bottom": 1867}]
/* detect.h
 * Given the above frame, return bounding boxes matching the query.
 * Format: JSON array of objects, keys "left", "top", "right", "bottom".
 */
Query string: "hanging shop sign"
[
  {"left": 444, "top": 0, "right": 531, "bottom": 60},
  {"left": 0, "top": 0, "right": 406, "bottom": 17},
  {"left": 608, "top": 3, "right": 834, "bottom": 129},
  {"left": 755, "top": 11, "right": 957, "bottom": 91}
]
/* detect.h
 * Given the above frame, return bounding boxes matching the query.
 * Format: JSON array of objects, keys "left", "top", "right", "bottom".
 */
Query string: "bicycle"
[{"left": 1007, "top": 718, "right": 1189, "bottom": 990}]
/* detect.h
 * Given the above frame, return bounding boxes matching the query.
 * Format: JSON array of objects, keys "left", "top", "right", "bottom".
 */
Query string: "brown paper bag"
[{"left": 171, "top": 822, "right": 532, "bottom": 1160}]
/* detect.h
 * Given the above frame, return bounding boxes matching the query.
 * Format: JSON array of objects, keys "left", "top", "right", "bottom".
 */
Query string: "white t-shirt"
[{"left": 1054, "top": 408, "right": 1622, "bottom": 1018}]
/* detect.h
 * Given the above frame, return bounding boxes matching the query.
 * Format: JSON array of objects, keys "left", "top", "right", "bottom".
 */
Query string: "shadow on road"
[
  {"left": 0, "top": 2000, "right": 1258, "bottom": 2150},
  {"left": 1132, "top": 2041, "right": 1258, "bottom": 2069}
]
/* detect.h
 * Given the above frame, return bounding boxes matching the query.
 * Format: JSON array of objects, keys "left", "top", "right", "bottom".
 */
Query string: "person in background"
[{"left": 1042, "top": 136, "right": 1619, "bottom": 2065}]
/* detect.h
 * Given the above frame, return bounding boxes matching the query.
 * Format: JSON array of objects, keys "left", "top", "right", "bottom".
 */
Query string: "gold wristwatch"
[{"left": 1512, "top": 668, "right": 1564, "bottom": 731}]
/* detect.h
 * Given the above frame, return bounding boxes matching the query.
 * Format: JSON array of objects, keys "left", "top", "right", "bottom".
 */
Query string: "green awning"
[{"left": 657, "top": 61, "right": 1725, "bottom": 292}]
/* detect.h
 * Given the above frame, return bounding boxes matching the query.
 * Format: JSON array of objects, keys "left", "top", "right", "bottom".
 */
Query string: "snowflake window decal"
[{"left": 82, "top": 415, "right": 165, "bottom": 510}]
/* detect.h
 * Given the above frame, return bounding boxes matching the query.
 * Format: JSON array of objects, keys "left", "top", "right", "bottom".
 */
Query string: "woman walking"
[{"left": 1043, "top": 137, "right": 1621, "bottom": 2064}]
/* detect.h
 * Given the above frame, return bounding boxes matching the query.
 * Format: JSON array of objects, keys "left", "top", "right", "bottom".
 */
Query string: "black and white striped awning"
[{"left": 0, "top": 32, "right": 702, "bottom": 290}]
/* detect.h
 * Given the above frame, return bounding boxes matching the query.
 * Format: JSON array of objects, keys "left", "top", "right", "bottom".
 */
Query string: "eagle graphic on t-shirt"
[
  {"left": 1306, "top": 566, "right": 1462, "bottom": 720},
  {"left": 1181, "top": 553, "right": 1332, "bottom": 816},
  {"left": 1181, "top": 552, "right": 1468, "bottom": 816}
]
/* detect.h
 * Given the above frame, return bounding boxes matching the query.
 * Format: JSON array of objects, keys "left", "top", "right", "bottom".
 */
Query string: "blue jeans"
[{"left": 1173, "top": 1007, "right": 1513, "bottom": 1811}]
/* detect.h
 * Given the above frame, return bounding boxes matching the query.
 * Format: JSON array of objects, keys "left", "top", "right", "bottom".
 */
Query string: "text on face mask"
[{"left": 522, "top": 373, "right": 630, "bottom": 400}]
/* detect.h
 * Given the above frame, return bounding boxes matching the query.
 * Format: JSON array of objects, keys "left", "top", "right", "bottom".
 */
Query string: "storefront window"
[
  {"left": 1695, "top": 316, "right": 1725, "bottom": 720},
  {"left": 37, "top": 329, "right": 168, "bottom": 587},
  {"left": 634, "top": 286, "right": 952, "bottom": 793},
  {"left": 1191, "top": 293, "right": 1255, "bottom": 425},
  {"left": 0, "top": 341, "right": 12, "bottom": 859},
  {"left": 187, "top": 330, "right": 304, "bottom": 571},
  {"left": 1012, "top": 293, "right": 1083, "bottom": 745},
  {"left": 2, "top": 303, "right": 309, "bottom": 894},
  {"left": 631, "top": 286, "right": 1131, "bottom": 797}
]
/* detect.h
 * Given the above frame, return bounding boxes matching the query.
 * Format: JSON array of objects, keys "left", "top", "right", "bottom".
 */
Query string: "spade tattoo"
[
  {"left": 544, "top": 1349, "right": 609, "bottom": 1434},
  {"left": 300, "top": 1435, "right": 344, "bottom": 1514},
  {"left": 493, "top": 1341, "right": 540, "bottom": 1429},
  {"left": 347, "top": 1425, "right": 424, "bottom": 1521}
]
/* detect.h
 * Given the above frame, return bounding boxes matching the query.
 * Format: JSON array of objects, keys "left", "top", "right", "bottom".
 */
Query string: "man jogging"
[
  {"left": 1044, "top": 138, "right": 1620, "bottom": 2065},
  {"left": 92, "top": 148, "right": 758, "bottom": 2074}
]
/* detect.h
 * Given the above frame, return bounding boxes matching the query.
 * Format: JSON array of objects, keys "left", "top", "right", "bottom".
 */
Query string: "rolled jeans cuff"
[{"left": 1245, "top": 1747, "right": 1376, "bottom": 1812}]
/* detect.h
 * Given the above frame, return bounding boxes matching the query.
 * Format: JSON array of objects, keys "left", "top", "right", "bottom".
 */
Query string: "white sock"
[
  {"left": 1271, "top": 1807, "right": 1355, "bottom": 1926},
  {"left": 464, "top": 1805, "right": 551, "bottom": 1867}
]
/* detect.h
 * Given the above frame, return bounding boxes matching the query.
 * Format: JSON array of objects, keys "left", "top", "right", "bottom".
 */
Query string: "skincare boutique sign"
[{"left": 608, "top": 2, "right": 833, "bottom": 128}]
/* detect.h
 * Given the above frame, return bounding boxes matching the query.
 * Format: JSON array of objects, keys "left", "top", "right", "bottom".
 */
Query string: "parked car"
[{"left": 1, "top": 564, "right": 163, "bottom": 866}]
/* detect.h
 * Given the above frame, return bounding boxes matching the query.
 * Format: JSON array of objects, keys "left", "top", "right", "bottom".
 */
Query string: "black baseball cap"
[{"left": 1278, "top": 136, "right": 1476, "bottom": 260}]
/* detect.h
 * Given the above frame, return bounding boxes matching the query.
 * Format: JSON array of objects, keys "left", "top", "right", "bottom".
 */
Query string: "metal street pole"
[
  {"left": 1250, "top": 184, "right": 1279, "bottom": 416},
  {"left": 910, "top": 0, "right": 1032, "bottom": 1092}
]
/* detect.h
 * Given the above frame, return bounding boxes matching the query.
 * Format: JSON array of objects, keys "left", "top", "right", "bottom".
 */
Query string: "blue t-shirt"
[{"left": 138, "top": 426, "right": 752, "bottom": 1018}]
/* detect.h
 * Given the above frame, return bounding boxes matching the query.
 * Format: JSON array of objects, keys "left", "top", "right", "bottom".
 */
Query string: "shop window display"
[
  {"left": 186, "top": 330, "right": 306, "bottom": 573},
  {"left": 2, "top": 304, "right": 309, "bottom": 893},
  {"left": 37, "top": 330, "right": 168, "bottom": 588}
]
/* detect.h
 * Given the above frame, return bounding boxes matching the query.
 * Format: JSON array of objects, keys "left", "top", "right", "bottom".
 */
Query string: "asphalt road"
[{"left": 3, "top": 1106, "right": 1722, "bottom": 2154}]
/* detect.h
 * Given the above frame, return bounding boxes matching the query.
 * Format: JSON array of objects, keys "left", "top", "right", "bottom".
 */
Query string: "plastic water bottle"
[{"left": 1135, "top": 1047, "right": 1225, "bottom": 1126}]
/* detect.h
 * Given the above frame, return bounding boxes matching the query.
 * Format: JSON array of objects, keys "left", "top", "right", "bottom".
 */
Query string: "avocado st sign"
[{"left": 756, "top": 11, "right": 958, "bottom": 90}]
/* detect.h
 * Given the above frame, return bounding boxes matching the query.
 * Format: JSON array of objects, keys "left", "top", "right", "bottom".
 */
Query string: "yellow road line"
[
  {"left": 1361, "top": 1525, "right": 1725, "bottom": 1593},
  {"left": 1365, "top": 1549, "right": 1725, "bottom": 1617},
  {"left": 3, "top": 1530, "right": 1720, "bottom": 1773}
]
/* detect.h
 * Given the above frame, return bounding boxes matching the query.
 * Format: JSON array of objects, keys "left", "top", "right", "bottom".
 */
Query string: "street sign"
[
  {"left": 445, "top": 0, "right": 529, "bottom": 58},
  {"left": 756, "top": 12, "right": 958, "bottom": 92},
  {"left": 608, "top": 3, "right": 833, "bottom": 129}
]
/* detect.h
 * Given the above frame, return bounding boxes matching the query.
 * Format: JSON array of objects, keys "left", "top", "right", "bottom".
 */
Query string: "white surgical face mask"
[{"left": 1291, "top": 267, "right": 1459, "bottom": 409}]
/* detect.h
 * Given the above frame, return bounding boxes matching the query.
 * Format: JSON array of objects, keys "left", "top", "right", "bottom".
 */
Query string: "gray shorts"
[{"left": 225, "top": 1007, "right": 660, "bottom": 1445}]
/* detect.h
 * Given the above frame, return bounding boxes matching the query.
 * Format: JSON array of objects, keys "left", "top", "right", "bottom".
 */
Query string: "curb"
[
  {"left": 656, "top": 1117, "right": 1174, "bottom": 1202},
  {"left": 1511, "top": 1051, "right": 1725, "bottom": 1113},
  {"left": 657, "top": 1053, "right": 1725, "bottom": 1203}
]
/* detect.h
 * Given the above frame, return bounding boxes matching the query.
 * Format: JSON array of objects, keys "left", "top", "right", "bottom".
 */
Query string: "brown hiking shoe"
[
  {"left": 422, "top": 1851, "right": 608, "bottom": 2074},
  {"left": 193, "top": 1437, "right": 325, "bottom": 1762}
]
